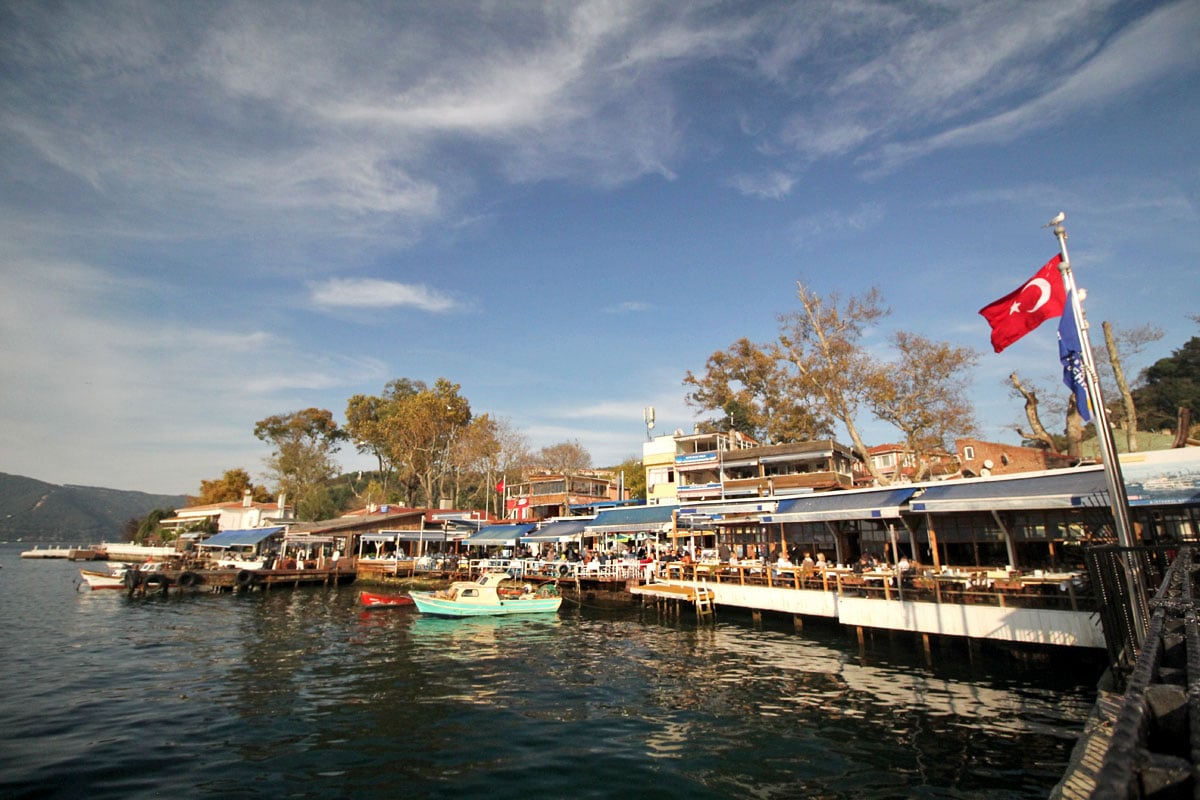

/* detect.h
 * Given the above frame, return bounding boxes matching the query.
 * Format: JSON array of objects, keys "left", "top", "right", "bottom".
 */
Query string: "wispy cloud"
[
  {"left": 727, "top": 171, "right": 796, "bottom": 199},
  {"left": 309, "top": 278, "right": 459, "bottom": 312},
  {"left": 602, "top": 300, "right": 654, "bottom": 315},
  {"left": 861, "top": 3, "right": 1199, "bottom": 172},
  {"left": 791, "top": 202, "right": 885, "bottom": 245}
]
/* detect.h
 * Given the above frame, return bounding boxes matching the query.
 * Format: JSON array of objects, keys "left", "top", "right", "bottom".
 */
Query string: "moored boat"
[
  {"left": 359, "top": 590, "right": 415, "bottom": 608},
  {"left": 409, "top": 572, "right": 561, "bottom": 618},
  {"left": 79, "top": 566, "right": 127, "bottom": 590}
]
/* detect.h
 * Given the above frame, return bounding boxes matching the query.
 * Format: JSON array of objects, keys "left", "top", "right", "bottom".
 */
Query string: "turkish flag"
[
  {"left": 495, "top": 480, "right": 505, "bottom": 493},
  {"left": 979, "top": 255, "right": 1066, "bottom": 353}
]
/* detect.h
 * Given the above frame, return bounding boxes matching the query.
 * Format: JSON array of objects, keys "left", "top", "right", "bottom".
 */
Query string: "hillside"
[{"left": 0, "top": 473, "right": 186, "bottom": 543}]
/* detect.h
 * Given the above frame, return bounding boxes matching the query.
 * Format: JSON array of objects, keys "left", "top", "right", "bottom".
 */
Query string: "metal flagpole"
[{"left": 1051, "top": 214, "right": 1147, "bottom": 646}]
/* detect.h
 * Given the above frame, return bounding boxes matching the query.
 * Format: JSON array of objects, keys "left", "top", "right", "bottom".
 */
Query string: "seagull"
[{"left": 1043, "top": 211, "right": 1065, "bottom": 228}]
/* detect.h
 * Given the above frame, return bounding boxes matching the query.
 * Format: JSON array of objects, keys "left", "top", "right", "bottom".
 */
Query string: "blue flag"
[{"left": 1057, "top": 291, "right": 1091, "bottom": 422}]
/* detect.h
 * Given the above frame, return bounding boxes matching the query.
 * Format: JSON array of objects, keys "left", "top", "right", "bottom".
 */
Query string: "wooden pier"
[{"left": 125, "top": 563, "right": 357, "bottom": 595}]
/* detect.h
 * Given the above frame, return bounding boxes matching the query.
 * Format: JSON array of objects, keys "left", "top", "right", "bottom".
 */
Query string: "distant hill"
[{"left": 0, "top": 473, "right": 186, "bottom": 543}]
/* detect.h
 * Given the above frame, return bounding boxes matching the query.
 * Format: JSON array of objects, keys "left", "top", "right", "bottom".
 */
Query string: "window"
[{"left": 963, "top": 446, "right": 975, "bottom": 461}]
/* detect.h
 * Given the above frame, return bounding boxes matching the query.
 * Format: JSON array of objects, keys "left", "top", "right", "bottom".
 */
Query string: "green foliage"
[
  {"left": 254, "top": 408, "right": 346, "bottom": 505},
  {"left": 1133, "top": 336, "right": 1200, "bottom": 431},
  {"left": 135, "top": 508, "right": 178, "bottom": 544},
  {"left": 604, "top": 457, "right": 647, "bottom": 500}
]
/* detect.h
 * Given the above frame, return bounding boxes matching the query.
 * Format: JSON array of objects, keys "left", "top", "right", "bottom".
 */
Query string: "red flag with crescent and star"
[{"left": 979, "top": 255, "right": 1066, "bottom": 353}]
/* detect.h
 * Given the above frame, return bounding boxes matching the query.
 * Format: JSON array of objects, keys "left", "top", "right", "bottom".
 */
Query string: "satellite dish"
[{"left": 982, "top": 459, "right": 994, "bottom": 470}]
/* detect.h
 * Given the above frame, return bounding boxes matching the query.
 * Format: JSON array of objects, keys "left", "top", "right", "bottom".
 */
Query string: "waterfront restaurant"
[{"left": 674, "top": 449, "right": 1198, "bottom": 573}]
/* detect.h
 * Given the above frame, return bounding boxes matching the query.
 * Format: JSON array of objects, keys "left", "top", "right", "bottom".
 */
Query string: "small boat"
[
  {"left": 409, "top": 572, "right": 562, "bottom": 618},
  {"left": 359, "top": 590, "right": 415, "bottom": 608},
  {"left": 79, "top": 566, "right": 127, "bottom": 590},
  {"left": 81, "top": 560, "right": 173, "bottom": 591}
]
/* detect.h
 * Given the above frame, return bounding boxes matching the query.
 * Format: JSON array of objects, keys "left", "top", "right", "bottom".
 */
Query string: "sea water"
[{"left": 0, "top": 543, "right": 1103, "bottom": 799}]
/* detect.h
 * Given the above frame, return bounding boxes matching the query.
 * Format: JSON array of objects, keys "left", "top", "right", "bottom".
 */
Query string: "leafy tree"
[
  {"left": 687, "top": 283, "right": 977, "bottom": 485},
  {"left": 1132, "top": 336, "right": 1200, "bottom": 432},
  {"left": 344, "top": 394, "right": 396, "bottom": 493},
  {"left": 134, "top": 508, "right": 176, "bottom": 544},
  {"left": 254, "top": 408, "right": 346, "bottom": 521},
  {"left": 684, "top": 337, "right": 833, "bottom": 443},
  {"left": 390, "top": 379, "right": 472, "bottom": 507},
  {"left": 867, "top": 331, "right": 978, "bottom": 479},
  {"left": 605, "top": 456, "right": 647, "bottom": 501},
  {"left": 190, "top": 468, "right": 271, "bottom": 505},
  {"left": 534, "top": 440, "right": 591, "bottom": 473}
]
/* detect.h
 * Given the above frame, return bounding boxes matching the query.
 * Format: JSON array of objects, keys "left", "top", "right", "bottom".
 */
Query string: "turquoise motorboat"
[{"left": 409, "top": 572, "right": 562, "bottom": 618}]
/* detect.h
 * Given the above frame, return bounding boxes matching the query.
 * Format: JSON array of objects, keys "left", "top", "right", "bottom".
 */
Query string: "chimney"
[
  {"left": 277, "top": 492, "right": 287, "bottom": 511},
  {"left": 242, "top": 489, "right": 252, "bottom": 508}
]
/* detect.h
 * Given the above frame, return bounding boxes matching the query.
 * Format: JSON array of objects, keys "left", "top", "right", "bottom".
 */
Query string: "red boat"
[{"left": 359, "top": 590, "right": 415, "bottom": 608}]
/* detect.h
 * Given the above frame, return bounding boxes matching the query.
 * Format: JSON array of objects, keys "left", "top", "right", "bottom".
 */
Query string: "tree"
[
  {"left": 1132, "top": 336, "right": 1200, "bottom": 433},
  {"left": 344, "top": 393, "right": 396, "bottom": 493},
  {"left": 254, "top": 408, "right": 346, "bottom": 521},
  {"left": 534, "top": 440, "right": 592, "bottom": 473},
  {"left": 134, "top": 508, "right": 176, "bottom": 544},
  {"left": 605, "top": 456, "right": 647, "bottom": 501},
  {"left": 867, "top": 332, "right": 978, "bottom": 479},
  {"left": 377, "top": 378, "right": 473, "bottom": 508},
  {"left": 684, "top": 337, "right": 833, "bottom": 443},
  {"left": 190, "top": 468, "right": 271, "bottom": 506},
  {"left": 1009, "top": 372, "right": 1061, "bottom": 451},
  {"left": 1097, "top": 321, "right": 1162, "bottom": 451},
  {"left": 777, "top": 283, "right": 891, "bottom": 483}
]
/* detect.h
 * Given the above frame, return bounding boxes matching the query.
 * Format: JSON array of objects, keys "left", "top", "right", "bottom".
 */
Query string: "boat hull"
[
  {"left": 359, "top": 590, "right": 415, "bottom": 608},
  {"left": 408, "top": 590, "right": 562, "bottom": 617},
  {"left": 79, "top": 569, "right": 125, "bottom": 590}
]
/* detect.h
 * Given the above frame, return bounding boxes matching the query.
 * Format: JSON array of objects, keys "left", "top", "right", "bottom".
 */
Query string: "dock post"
[
  {"left": 792, "top": 614, "right": 803, "bottom": 632},
  {"left": 921, "top": 633, "right": 933, "bottom": 666}
]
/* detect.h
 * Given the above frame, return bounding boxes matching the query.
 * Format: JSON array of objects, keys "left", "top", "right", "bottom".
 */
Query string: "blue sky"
[{"left": 2, "top": 1, "right": 1198, "bottom": 495}]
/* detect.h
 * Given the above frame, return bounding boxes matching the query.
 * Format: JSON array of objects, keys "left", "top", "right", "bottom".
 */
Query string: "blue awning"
[
  {"left": 586, "top": 505, "right": 677, "bottom": 534},
  {"left": 464, "top": 524, "right": 537, "bottom": 545},
  {"left": 762, "top": 488, "right": 918, "bottom": 523},
  {"left": 522, "top": 519, "right": 590, "bottom": 542},
  {"left": 908, "top": 468, "right": 1109, "bottom": 513},
  {"left": 199, "top": 527, "right": 285, "bottom": 548}
]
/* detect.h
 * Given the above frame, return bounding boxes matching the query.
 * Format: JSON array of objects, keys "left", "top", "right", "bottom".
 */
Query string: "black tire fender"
[
  {"left": 235, "top": 569, "right": 255, "bottom": 588},
  {"left": 177, "top": 571, "right": 199, "bottom": 588}
]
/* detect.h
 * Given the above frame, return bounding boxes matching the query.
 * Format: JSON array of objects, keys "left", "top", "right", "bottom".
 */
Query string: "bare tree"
[
  {"left": 1009, "top": 372, "right": 1059, "bottom": 451},
  {"left": 1099, "top": 321, "right": 1162, "bottom": 452},
  {"left": 868, "top": 332, "right": 978, "bottom": 480},
  {"left": 777, "top": 283, "right": 891, "bottom": 483}
]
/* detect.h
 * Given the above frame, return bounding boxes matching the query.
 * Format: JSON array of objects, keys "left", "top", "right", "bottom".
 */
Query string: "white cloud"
[
  {"left": 864, "top": 2, "right": 1200, "bottom": 172},
  {"left": 727, "top": 171, "right": 796, "bottom": 199},
  {"left": 602, "top": 300, "right": 654, "bottom": 314},
  {"left": 309, "top": 278, "right": 459, "bottom": 312},
  {"left": 791, "top": 202, "right": 885, "bottom": 245}
]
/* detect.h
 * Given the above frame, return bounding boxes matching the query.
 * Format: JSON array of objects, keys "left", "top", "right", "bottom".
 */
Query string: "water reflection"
[{"left": 0, "top": 550, "right": 1102, "bottom": 800}]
